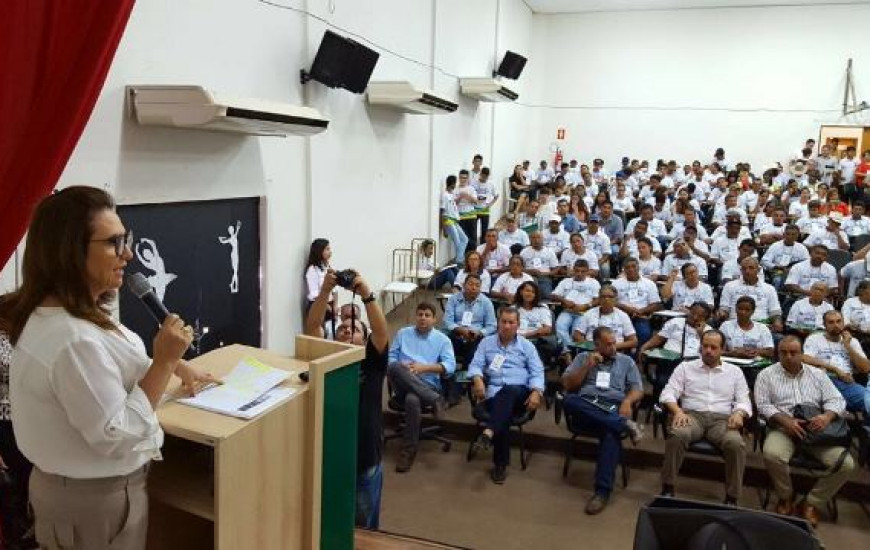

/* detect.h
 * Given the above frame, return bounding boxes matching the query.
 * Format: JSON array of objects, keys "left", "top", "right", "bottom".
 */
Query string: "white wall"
[
  {"left": 527, "top": 4, "right": 870, "bottom": 170},
  {"left": 0, "top": 0, "right": 533, "bottom": 353}
]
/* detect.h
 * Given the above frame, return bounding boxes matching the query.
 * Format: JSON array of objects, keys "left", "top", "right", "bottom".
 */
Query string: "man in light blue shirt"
[
  {"left": 388, "top": 302, "right": 456, "bottom": 473},
  {"left": 468, "top": 307, "right": 545, "bottom": 484},
  {"left": 443, "top": 274, "right": 496, "bottom": 366}
]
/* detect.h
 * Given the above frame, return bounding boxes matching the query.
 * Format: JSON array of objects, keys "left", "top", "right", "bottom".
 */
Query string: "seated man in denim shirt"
[
  {"left": 388, "top": 302, "right": 457, "bottom": 473},
  {"left": 561, "top": 326, "right": 644, "bottom": 515},
  {"left": 443, "top": 274, "right": 497, "bottom": 366},
  {"left": 468, "top": 307, "right": 545, "bottom": 485}
]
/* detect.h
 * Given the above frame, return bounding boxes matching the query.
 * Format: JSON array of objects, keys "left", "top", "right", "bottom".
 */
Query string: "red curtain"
[{"left": 0, "top": 0, "right": 136, "bottom": 268}]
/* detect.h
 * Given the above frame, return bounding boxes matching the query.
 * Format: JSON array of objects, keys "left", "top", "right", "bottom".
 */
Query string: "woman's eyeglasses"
[{"left": 91, "top": 230, "right": 133, "bottom": 257}]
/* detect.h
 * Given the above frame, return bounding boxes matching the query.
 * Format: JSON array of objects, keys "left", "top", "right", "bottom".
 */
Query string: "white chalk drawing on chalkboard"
[
  {"left": 134, "top": 238, "right": 177, "bottom": 301},
  {"left": 218, "top": 221, "right": 242, "bottom": 294}
]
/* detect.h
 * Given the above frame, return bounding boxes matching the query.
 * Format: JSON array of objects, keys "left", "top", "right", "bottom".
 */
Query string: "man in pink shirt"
[{"left": 659, "top": 330, "right": 751, "bottom": 505}]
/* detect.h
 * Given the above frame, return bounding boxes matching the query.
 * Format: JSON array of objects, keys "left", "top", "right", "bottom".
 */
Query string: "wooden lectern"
[{"left": 147, "top": 336, "right": 365, "bottom": 550}]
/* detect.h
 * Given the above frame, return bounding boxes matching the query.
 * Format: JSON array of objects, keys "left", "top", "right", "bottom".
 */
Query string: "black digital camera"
[{"left": 334, "top": 269, "right": 358, "bottom": 290}]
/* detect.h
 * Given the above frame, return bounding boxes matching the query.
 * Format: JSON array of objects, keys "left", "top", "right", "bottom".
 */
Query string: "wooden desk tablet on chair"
[{"left": 147, "top": 336, "right": 365, "bottom": 550}]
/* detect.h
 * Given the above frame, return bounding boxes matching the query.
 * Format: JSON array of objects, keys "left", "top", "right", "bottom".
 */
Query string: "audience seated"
[
  {"left": 717, "top": 258, "right": 783, "bottom": 333},
  {"left": 561, "top": 327, "right": 644, "bottom": 515},
  {"left": 388, "top": 303, "right": 456, "bottom": 473},
  {"left": 755, "top": 336, "right": 855, "bottom": 527},
  {"left": 803, "top": 212, "right": 850, "bottom": 251},
  {"left": 515, "top": 282, "right": 558, "bottom": 364},
  {"left": 490, "top": 255, "right": 534, "bottom": 303},
  {"left": 661, "top": 263, "right": 714, "bottom": 312},
  {"left": 802, "top": 311, "right": 870, "bottom": 426},
  {"left": 519, "top": 231, "right": 559, "bottom": 297},
  {"left": 453, "top": 251, "right": 492, "bottom": 294},
  {"left": 842, "top": 280, "right": 870, "bottom": 333},
  {"left": 611, "top": 258, "right": 663, "bottom": 351},
  {"left": 784, "top": 245, "right": 839, "bottom": 299},
  {"left": 786, "top": 282, "right": 834, "bottom": 331},
  {"left": 659, "top": 330, "right": 751, "bottom": 505},
  {"left": 497, "top": 213, "right": 530, "bottom": 250},
  {"left": 477, "top": 229, "right": 511, "bottom": 274},
  {"left": 551, "top": 260, "right": 600, "bottom": 355},
  {"left": 572, "top": 286, "right": 638, "bottom": 352},
  {"left": 558, "top": 233, "right": 600, "bottom": 279},
  {"left": 760, "top": 224, "right": 809, "bottom": 271},
  {"left": 416, "top": 144, "right": 870, "bottom": 530},
  {"left": 720, "top": 296, "right": 776, "bottom": 360},
  {"left": 443, "top": 275, "right": 497, "bottom": 366},
  {"left": 468, "top": 307, "right": 545, "bottom": 484}
]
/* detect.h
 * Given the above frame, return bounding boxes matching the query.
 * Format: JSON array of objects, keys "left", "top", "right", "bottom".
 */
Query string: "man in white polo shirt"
[
  {"left": 520, "top": 231, "right": 559, "bottom": 297},
  {"left": 542, "top": 215, "right": 571, "bottom": 257},
  {"left": 497, "top": 213, "right": 530, "bottom": 252},
  {"left": 761, "top": 224, "right": 809, "bottom": 271},
  {"left": 611, "top": 258, "right": 662, "bottom": 351},
  {"left": 477, "top": 229, "right": 512, "bottom": 274},
  {"left": 784, "top": 245, "right": 839, "bottom": 298},
  {"left": 551, "top": 259, "right": 601, "bottom": 352},
  {"left": 803, "top": 213, "right": 850, "bottom": 251},
  {"left": 572, "top": 286, "right": 638, "bottom": 352},
  {"left": 802, "top": 310, "right": 870, "bottom": 425},
  {"left": 717, "top": 258, "right": 783, "bottom": 332},
  {"left": 842, "top": 201, "right": 870, "bottom": 238}
]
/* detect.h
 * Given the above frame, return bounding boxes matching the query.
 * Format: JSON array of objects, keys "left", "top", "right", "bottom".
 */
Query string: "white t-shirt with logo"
[
  {"left": 841, "top": 297, "right": 870, "bottom": 331},
  {"left": 572, "top": 308, "right": 636, "bottom": 342},
  {"left": 659, "top": 318, "right": 711, "bottom": 357},
  {"left": 518, "top": 305, "right": 553, "bottom": 337},
  {"left": 786, "top": 297, "right": 833, "bottom": 329},
  {"left": 760, "top": 241, "right": 809, "bottom": 270},
  {"left": 671, "top": 280, "right": 715, "bottom": 309},
  {"left": 720, "top": 320, "right": 774, "bottom": 352},
  {"left": 611, "top": 278, "right": 661, "bottom": 309},
  {"left": 552, "top": 277, "right": 601, "bottom": 306},
  {"left": 804, "top": 332, "right": 867, "bottom": 374},
  {"left": 784, "top": 260, "right": 838, "bottom": 292},
  {"left": 520, "top": 247, "right": 559, "bottom": 273}
]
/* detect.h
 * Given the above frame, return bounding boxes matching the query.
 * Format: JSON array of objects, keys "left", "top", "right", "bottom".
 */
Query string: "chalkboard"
[{"left": 118, "top": 197, "right": 261, "bottom": 357}]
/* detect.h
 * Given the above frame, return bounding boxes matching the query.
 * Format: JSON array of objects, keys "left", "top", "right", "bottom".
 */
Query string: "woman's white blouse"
[{"left": 11, "top": 307, "right": 162, "bottom": 478}]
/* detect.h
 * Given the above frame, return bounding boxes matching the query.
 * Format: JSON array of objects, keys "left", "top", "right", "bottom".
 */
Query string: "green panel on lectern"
[{"left": 320, "top": 362, "right": 360, "bottom": 550}]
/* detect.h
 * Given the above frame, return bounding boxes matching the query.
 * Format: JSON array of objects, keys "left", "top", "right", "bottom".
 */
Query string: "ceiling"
[{"left": 524, "top": 0, "right": 870, "bottom": 14}]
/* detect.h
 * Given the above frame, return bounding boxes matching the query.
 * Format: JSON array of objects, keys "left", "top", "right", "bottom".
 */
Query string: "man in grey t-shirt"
[{"left": 561, "top": 326, "right": 644, "bottom": 515}]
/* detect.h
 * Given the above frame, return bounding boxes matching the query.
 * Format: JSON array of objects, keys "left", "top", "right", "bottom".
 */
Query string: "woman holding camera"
[{"left": 7, "top": 186, "right": 210, "bottom": 550}]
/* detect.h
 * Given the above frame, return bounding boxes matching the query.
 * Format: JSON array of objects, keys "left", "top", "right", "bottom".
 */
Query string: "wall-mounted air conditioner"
[
  {"left": 366, "top": 81, "right": 458, "bottom": 115},
  {"left": 459, "top": 78, "right": 518, "bottom": 103},
  {"left": 128, "top": 85, "right": 329, "bottom": 137}
]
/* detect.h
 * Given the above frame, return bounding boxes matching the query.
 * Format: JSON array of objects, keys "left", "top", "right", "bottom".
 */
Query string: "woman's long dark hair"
[
  {"left": 7, "top": 186, "right": 117, "bottom": 344},
  {"left": 306, "top": 238, "right": 330, "bottom": 269},
  {"left": 514, "top": 281, "right": 541, "bottom": 309}
]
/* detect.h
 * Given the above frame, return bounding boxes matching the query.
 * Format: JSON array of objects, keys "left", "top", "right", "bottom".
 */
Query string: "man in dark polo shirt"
[{"left": 305, "top": 270, "right": 389, "bottom": 529}]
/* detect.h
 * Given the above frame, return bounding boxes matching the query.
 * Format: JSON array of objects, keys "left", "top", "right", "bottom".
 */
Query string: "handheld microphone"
[
  {"left": 126, "top": 273, "right": 196, "bottom": 353},
  {"left": 127, "top": 273, "right": 171, "bottom": 324}
]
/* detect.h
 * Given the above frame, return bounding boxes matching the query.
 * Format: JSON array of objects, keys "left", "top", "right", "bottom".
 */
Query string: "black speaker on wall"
[
  {"left": 301, "top": 30, "right": 380, "bottom": 94},
  {"left": 495, "top": 50, "right": 527, "bottom": 80}
]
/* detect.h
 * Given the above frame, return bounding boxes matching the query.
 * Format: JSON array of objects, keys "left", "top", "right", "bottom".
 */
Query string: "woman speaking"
[{"left": 7, "top": 186, "right": 210, "bottom": 549}]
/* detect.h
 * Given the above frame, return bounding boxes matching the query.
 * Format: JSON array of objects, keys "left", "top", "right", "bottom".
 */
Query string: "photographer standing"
[{"left": 305, "top": 270, "right": 389, "bottom": 529}]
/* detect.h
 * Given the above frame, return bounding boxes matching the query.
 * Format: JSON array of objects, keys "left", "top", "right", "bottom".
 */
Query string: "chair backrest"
[
  {"left": 390, "top": 248, "right": 415, "bottom": 281},
  {"left": 826, "top": 249, "right": 852, "bottom": 272},
  {"left": 851, "top": 234, "right": 870, "bottom": 254}
]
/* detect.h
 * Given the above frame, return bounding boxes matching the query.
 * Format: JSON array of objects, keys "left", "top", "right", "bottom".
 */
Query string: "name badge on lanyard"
[
  {"left": 461, "top": 310, "right": 474, "bottom": 326},
  {"left": 596, "top": 370, "right": 611, "bottom": 389},
  {"left": 488, "top": 258, "right": 498, "bottom": 269},
  {"left": 532, "top": 257, "right": 543, "bottom": 269},
  {"left": 490, "top": 354, "right": 506, "bottom": 372}
]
